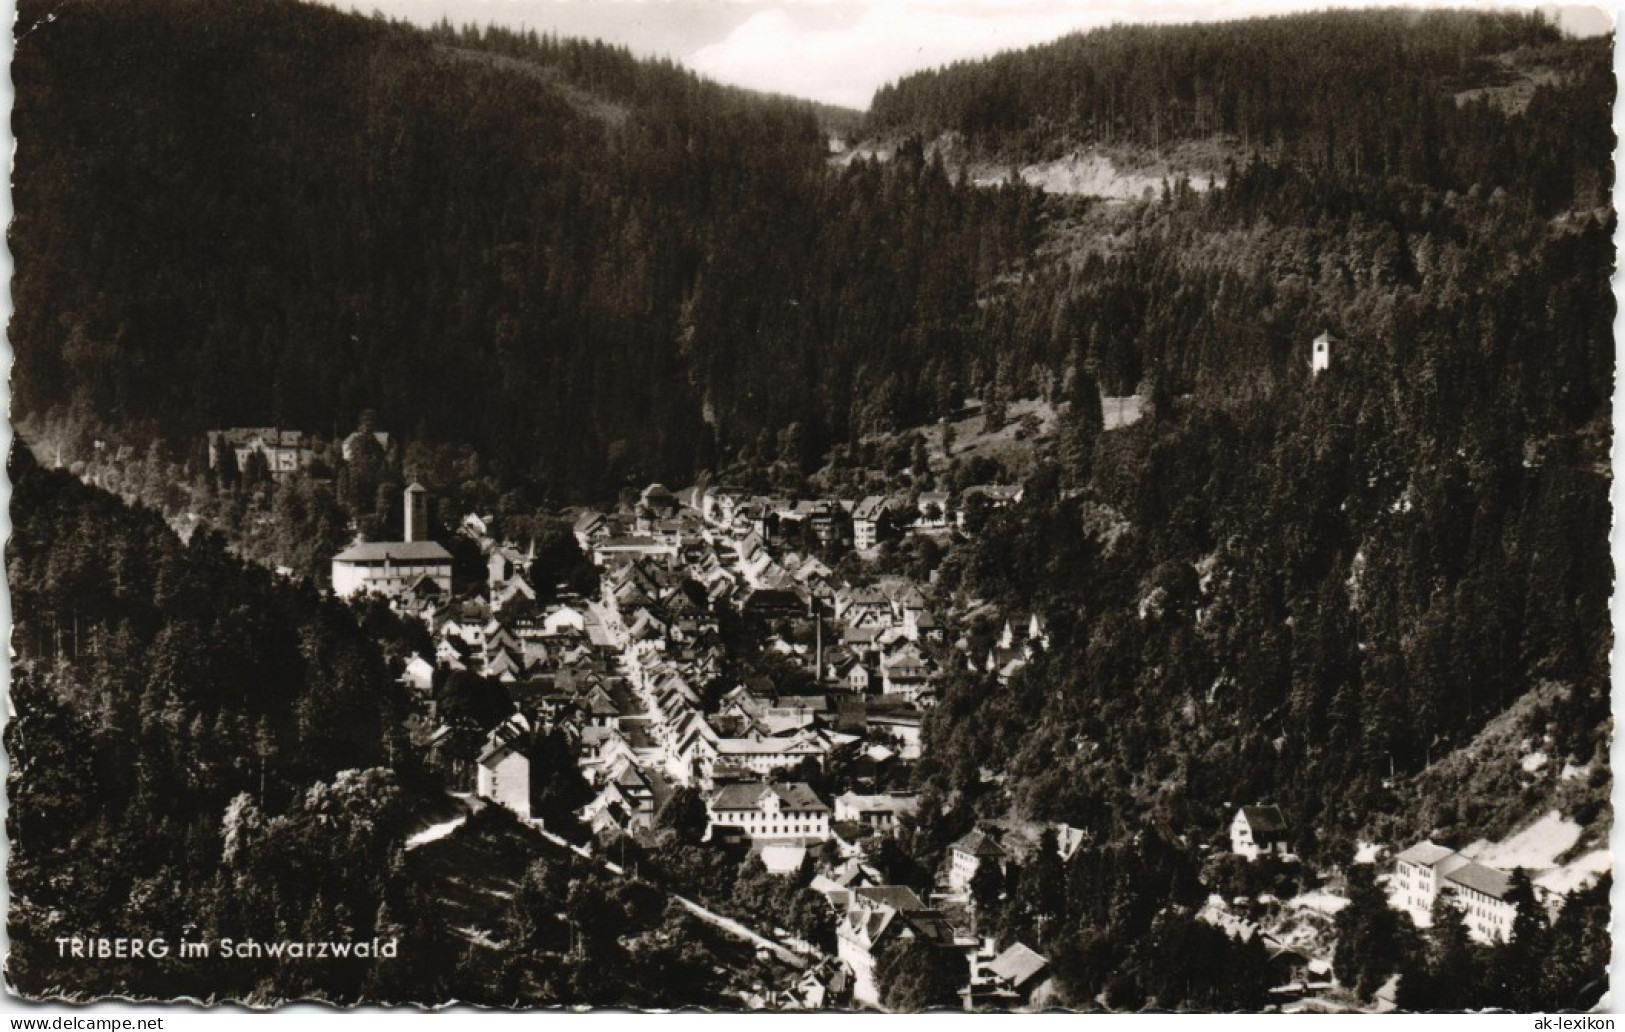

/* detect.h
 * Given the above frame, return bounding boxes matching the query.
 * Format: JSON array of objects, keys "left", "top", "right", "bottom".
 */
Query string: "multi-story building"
[{"left": 705, "top": 781, "right": 831, "bottom": 843}]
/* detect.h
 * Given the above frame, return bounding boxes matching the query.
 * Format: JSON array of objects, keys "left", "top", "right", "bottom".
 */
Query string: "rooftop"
[
  {"left": 334, "top": 540, "right": 452, "bottom": 563},
  {"left": 1395, "top": 840, "right": 1459, "bottom": 867},
  {"left": 987, "top": 942, "right": 1050, "bottom": 989}
]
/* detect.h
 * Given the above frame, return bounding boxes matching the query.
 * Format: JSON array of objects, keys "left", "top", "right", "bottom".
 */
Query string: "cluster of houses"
[
  {"left": 1227, "top": 803, "right": 1553, "bottom": 950},
  {"left": 574, "top": 482, "right": 1024, "bottom": 566},
  {"left": 340, "top": 476, "right": 1069, "bottom": 1008},
  {"left": 816, "top": 827, "right": 1048, "bottom": 1009}
]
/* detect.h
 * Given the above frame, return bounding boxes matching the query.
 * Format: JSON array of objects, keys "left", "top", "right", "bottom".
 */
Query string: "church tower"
[{"left": 404, "top": 482, "right": 429, "bottom": 542}]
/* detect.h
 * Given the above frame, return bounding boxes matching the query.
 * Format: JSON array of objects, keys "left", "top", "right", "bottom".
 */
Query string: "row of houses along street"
[
  {"left": 301, "top": 431, "right": 1605, "bottom": 1011},
  {"left": 345, "top": 476, "right": 1053, "bottom": 1008}
]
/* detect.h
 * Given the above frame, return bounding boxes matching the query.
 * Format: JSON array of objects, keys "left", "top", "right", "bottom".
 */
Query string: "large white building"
[
  {"left": 1392, "top": 840, "right": 1519, "bottom": 944},
  {"left": 705, "top": 781, "right": 831, "bottom": 843},
  {"left": 331, "top": 483, "right": 452, "bottom": 599}
]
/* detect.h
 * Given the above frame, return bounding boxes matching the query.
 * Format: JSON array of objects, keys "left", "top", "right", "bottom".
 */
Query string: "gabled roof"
[
  {"left": 843, "top": 586, "right": 889, "bottom": 607},
  {"left": 1395, "top": 840, "right": 1458, "bottom": 867},
  {"left": 853, "top": 495, "right": 891, "bottom": 521},
  {"left": 709, "top": 781, "right": 829, "bottom": 813},
  {"left": 853, "top": 885, "right": 928, "bottom": 912},
  {"left": 987, "top": 943, "right": 1050, "bottom": 989},
  {"left": 951, "top": 828, "right": 1007, "bottom": 859},
  {"left": 334, "top": 540, "right": 452, "bottom": 563},
  {"left": 1240, "top": 805, "right": 1289, "bottom": 835},
  {"left": 1445, "top": 860, "right": 1513, "bottom": 900},
  {"left": 476, "top": 716, "right": 531, "bottom": 765}
]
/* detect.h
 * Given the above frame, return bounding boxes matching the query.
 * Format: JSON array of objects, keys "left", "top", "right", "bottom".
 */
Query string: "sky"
[{"left": 306, "top": 0, "right": 1617, "bottom": 110}]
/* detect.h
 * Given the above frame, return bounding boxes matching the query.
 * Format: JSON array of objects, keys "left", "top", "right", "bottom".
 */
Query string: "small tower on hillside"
[
  {"left": 405, "top": 482, "right": 429, "bottom": 543},
  {"left": 1311, "top": 330, "right": 1337, "bottom": 377}
]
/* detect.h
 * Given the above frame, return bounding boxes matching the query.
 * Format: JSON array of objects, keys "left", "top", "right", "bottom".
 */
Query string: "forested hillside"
[
  {"left": 5, "top": 450, "right": 751, "bottom": 1005},
  {"left": 11, "top": 0, "right": 1038, "bottom": 500},
  {"left": 6, "top": 444, "right": 417, "bottom": 999},
  {"left": 860, "top": 9, "right": 1613, "bottom": 1011},
  {"left": 14, "top": 3, "right": 1608, "bottom": 506},
  {"left": 868, "top": 9, "right": 1609, "bottom": 215}
]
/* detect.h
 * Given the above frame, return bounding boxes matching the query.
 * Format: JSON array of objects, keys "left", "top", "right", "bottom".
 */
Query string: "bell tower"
[{"left": 404, "top": 482, "right": 429, "bottom": 542}]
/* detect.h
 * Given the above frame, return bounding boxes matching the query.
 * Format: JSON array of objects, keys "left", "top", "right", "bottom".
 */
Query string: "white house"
[
  {"left": 400, "top": 653, "right": 436, "bottom": 695},
  {"left": 948, "top": 828, "right": 1008, "bottom": 894},
  {"left": 838, "top": 885, "right": 962, "bottom": 1008},
  {"left": 834, "top": 792, "right": 918, "bottom": 831},
  {"left": 476, "top": 716, "right": 533, "bottom": 821},
  {"left": 1229, "top": 805, "right": 1292, "bottom": 860}
]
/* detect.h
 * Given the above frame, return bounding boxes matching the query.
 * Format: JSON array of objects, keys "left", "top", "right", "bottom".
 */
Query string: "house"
[
  {"left": 706, "top": 781, "right": 831, "bottom": 844},
  {"left": 1230, "top": 805, "right": 1292, "bottom": 860},
  {"left": 852, "top": 496, "right": 890, "bottom": 551},
  {"left": 948, "top": 828, "right": 1008, "bottom": 894},
  {"left": 959, "top": 483, "right": 1023, "bottom": 514},
  {"left": 476, "top": 715, "right": 535, "bottom": 821},
  {"left": 837, "top": 586, "right": 893, "bottom": 628},
  {"left": 838, "top": 885, "right": 963, "bottom": 1008},
  {"left": 1443, "top": 861, "right": 1516, "bottom": 945},
  {"left": 592, "top": 536, "right": 680, "bottom": 565},
  {"left": 840, "top": 658, "right": 874, "bottom": 693},
  {"left": 902, "top": 608, "right": 941, "bottom": 643},
  {"left": 573, "top": 511, "right": 610, "bottom": 551},
  {"left": 1392, "top": 840, "right": 1463, "bottom": 912},
  {"left": 983, "top": 942, "right": 1050, "bottom": 1004},
  {"left": 209, "top": 427, "right": 312, "bottom": 477},
  {"left": 580, "top": 761, "right": 672, "bottom": 834},
  {"left": 1392, "top": 840, "right": 1519, "bottom": 944},
  {"left": 880, "top": 649, "right": 934, "bottom": 699},
  {"left": 399, "top": 653, "right": 436, "bottom": 696},
  {"left": 705, "top": 728, "right": 855, "bottom": 783},
  {"left": 487, "top": 543, "right": 533, "bottom": 590},
  {"left": 834, "top": 791, "right": 918, "bottom": 831},
  {"left": 742, "top": 587, "right": 804, "bottom": 620},
  {"left": 783, "top": 958, "right": 850, "bottom": 1011}
]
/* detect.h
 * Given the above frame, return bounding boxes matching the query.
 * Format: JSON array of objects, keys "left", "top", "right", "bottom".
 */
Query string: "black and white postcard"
[{"left": 4, "top": 0, "right": 1614, "bottom": 1012}]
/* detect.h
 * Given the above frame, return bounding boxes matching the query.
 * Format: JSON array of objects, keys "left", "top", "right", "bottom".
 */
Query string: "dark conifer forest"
[
  {"left": 6, "top": 0, "right": 1614, "bottom": 1012},
  {"left": 11, "top": 0, "right": 1039, "bottom": 498}
]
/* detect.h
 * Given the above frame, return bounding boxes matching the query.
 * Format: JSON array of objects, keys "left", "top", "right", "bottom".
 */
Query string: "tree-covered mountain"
[
  {"left": 13, "top": 2, "right": 1609, "bottom": 508},
  {"left": 11, "top": 0, "right": 1038, "bottom": 501},
  {"left": 867, "top": 8, "right": 1609, "bottom": 214},
  {"left": 4, "top": 450, "right": 759, "bottom": 1006},
  {"left": 847, "top": 10, "right": 1614, "bottom": 1012},
  {"left": 5, "top": 443, "right": 420, "bottom": 999}
]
